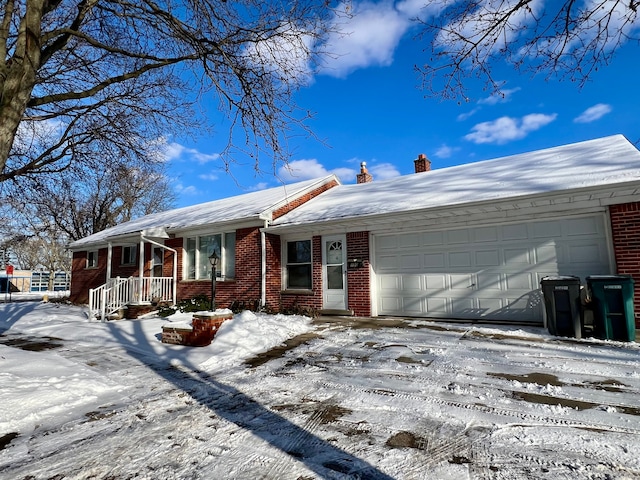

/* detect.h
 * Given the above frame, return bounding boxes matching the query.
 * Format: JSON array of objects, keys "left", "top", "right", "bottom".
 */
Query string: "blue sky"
[{"left": 164, "top": 1, "right": 640, "bottom": 208}]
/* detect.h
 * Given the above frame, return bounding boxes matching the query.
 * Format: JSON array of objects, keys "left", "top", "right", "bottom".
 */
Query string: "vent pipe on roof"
[
  {"left": 414, "top": 153, "right": 431, "bottom": 173},
  {"left": 356, "top": 161, "right": 373, "bottom": 184}
]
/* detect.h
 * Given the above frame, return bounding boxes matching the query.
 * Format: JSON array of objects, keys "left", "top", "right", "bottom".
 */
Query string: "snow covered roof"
[
  {"left": 271, "top": 135, "right": 640, "bottom": 228},
  {"left": 68, "top": 175, "right": 338, "bottom": 249}
]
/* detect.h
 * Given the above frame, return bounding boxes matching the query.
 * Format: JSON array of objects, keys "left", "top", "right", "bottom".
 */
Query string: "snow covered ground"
[{"left": 1, "top": 300, "right": 639, "bottom": 479}]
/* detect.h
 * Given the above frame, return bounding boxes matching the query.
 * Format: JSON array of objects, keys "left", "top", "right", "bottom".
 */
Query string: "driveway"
[{"left": 1, "top": 313, "right": 640, "bottom": 479}]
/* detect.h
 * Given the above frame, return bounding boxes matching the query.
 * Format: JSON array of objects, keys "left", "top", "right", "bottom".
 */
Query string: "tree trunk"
[{"left": 0, "top": 0, "right": 45, "bottom": 174}]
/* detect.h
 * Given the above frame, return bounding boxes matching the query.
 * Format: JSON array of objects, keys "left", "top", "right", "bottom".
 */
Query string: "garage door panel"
[
  {"left": 477, "top": 297, "right": 503, "bottom": 315},
  {"left": 424, "top": 253, "right": 445, "bottom": 268},
  {"left": 425, "top": 274, "right": 446, "bottom": 290},
  {"left": 474, "top": 226, "right": 498, "bottom": 242},
  {"left": 505, "top": 247, "right": 533, "bottom": 265},
  {"left": 375, "top": 215, "right": 610, "bottom": 323},
  {"left": 377, "top": 255, "right": 399, "bottom": 270},
  {"left": 401, "top": 275, "right": 422, "bottom": 291},
  {"left": 379, "top": 275, "right": 400, "bottom": 290},
  {"left": 503, "top": 223, "right": 528, "bottom": 240},
  {"left": 505, "top": 272, "right": 534, "bottom": 290},
  {"left": 476, "top": 250, "right": 500, "bottom": 266},
  {"left": 400, "top": 254, "right": 421, "bottom": 269},
  {"left": 447, "top": 229, "right": 470, "bottom": 244},
  {"left": 423, "top": 231, "right": 444, "bottom": 246},
  {"left": 380, "top": 296, "right": 402, "bottom": 312},
  {"left": 476, "top": 272, "right": 502, "bottom": 290},
  {"left": 534, "top": 244, "right": 557, "bottom": 264},
  {"left": 425, "top": 297, "right": 448, "bottom": 313},
  {"left": 449, "top": 274, "right": 473, "bottom": 290},
  {"left": 401, "top": 296, "right": 424, "bottom": 313}
]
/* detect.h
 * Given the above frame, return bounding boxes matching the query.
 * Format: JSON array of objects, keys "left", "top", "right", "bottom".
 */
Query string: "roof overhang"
[{"left": 264, "top": 181, "right": 640, "bottom": 236}]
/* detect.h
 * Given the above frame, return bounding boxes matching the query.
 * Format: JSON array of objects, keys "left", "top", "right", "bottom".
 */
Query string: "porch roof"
[
  {"left": 68, "top": 175, "right": 338, "bottom": 250},
  {"left": 269, "top": 135, "right": 640, "bottom": 230}
]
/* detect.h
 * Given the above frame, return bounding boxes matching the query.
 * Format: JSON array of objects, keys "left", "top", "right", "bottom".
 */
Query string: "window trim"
[
  {"left": 283, "top": 237, "right": 313, "bottom": 291},
  {"left": 183, "top": 231, "right": 236, "bottom": 281}
]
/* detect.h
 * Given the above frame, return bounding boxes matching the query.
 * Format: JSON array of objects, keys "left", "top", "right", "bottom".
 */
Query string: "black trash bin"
[
  {"left": 586, "top": 275, "right": 636, "bottom": 342},
  {"left": 541, "top": 276, "right": 582, "bottom": 338}
]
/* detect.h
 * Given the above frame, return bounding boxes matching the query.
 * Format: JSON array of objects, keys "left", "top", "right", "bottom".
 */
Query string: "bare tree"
[
  {"left": 416, "top": 0, "right": 640, "bottom": 100},
  {"left": 4, "top": 156, "right": 176, "bottom": 243},
  {"left": 0, "top": 1, "right": 333, "bottom": 182}
]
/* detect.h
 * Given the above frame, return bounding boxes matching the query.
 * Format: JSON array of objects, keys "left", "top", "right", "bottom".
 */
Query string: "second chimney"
[
  {"left": 414, "top": 153, "right": 431, "bottom": 173},
  {"left": 356, "top": 161, "right": 373, "bottom": 184}
]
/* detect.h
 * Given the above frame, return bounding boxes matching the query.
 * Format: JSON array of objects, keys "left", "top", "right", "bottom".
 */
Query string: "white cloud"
[
  {"left": 319, "top": 2, "right": 410, "bottom": 77},
  {"left": 457, "top": 108, "right": 479, "bottom": 121},
  {"left": 174, "top": 182, "right": 199, "bottom": 196},
  {"left": 436, "top": 0, "right": 545, "bottom": 60},
  {"left": 198, "top": 173, "right": 219, "bottom": 181},
  {"left": 465, "top": 113, "right": 557, "bottom": 144},
  {"left": 244, "top": 21, "right": 316, "bottom": 86},
  {"left": 574, "top": 103, "right": 612, "bottom": 123},
  {"left": 371, "top": 162, "right": 401, "bottom": 179},
  {"left": 277, "top": 159, "right": 356, "bottom": 182},
  {"left": 434, "top": 144, "right": 455, "bottom": 159},
  {"left": 478, "top": 87, "right": 521, "bottom": 105},
  {"left": 158, "top": 139, "right": 220, "bottom": 165}
]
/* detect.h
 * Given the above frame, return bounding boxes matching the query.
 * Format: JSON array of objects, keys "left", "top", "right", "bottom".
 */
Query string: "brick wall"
[
  {"left": 272, "top": 179, "right": 339, "bottom": 220},
  {"left": 264, "top": 233, "right": 282, "bottom": 309},
  {"left": 69, "top": 249, "right": 108, "bottom": 304},
  {"left": 609, "top": 202, "right": 640, "bottom": 325},
  {"left": 174, "top": 227, "right": 263, "bottom": 309},
  {"left": 346, "top": 231, "right": 371, "bottom": 316},
  {"left": 279, "top": 235, "right": 323, "bottom": 313}
]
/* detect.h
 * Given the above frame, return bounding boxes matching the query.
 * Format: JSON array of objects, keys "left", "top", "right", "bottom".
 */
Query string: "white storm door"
[{"left": 322, "top": 235, "right": 347, "bottom": 310}]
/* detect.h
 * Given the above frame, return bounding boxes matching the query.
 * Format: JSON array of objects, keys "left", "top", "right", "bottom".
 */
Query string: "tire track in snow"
[{"left": 313, "top": 378, "right": 640, "bottom": 436}]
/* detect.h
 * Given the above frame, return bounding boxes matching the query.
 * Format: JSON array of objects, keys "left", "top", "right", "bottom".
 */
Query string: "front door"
[{"left": 322, "top": 235, "right": 347, "bottom": 310}]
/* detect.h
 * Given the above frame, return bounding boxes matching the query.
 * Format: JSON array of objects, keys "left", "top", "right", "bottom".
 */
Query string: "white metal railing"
[{"left": 89, "top": 276, "right": 174, "bottom": 321}]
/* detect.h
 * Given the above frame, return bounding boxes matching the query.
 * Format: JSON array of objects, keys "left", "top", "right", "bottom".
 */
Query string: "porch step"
[{"left": 318, "top": 309, "right": 354, "bottom": 316}]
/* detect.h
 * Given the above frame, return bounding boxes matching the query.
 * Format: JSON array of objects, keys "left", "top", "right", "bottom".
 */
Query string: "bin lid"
[
  {"left": 586, "top": 274, "right": 634, "bottom": 283},
  {"left": 540, "top": 275, "right": 581, "bottom": 282}
]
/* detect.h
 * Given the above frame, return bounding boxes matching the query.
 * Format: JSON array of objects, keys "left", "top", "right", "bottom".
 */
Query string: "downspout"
[
  {"left": 142, "top": 235, "right": 178, "bottom": 306},
  {"left": 261, "top": 220, "right": 268, "bottom": 309}
]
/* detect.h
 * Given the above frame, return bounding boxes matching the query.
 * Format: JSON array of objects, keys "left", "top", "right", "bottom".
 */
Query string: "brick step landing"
[{"left": 161, "top": 312, "right": 233, "bottom": 347}]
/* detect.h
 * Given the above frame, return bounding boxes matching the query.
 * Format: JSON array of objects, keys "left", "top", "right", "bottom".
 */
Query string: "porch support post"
[
  {"left": 106, "top": 242, "right": 113, "bottom": 283},
  {"left": 139, "top": 235, "right": 145, "bottom": 302},
  {"left": 173, "top": 252, "right": 177, "bottom": 306}
]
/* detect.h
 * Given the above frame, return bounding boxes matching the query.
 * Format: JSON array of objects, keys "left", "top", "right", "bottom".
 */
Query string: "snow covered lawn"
[{"left": 1, "top": 301, "right": 639, "bottom": 479}]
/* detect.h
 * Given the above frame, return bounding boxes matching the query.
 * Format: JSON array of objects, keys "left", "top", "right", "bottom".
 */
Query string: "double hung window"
[
  {"left": 121, "top": 245, "right": 137, "bottom": 266},
  {"left": 185, "top": 232, "right": 235, "bottom": 280},
  {"left": 285, "top": 239, "right": 312, "bottom": 289},
  {"left": 87, "top": 250, "right": 98, "bottom": 269}
]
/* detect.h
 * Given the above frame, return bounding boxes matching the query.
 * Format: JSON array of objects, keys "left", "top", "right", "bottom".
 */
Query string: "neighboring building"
[
  {"left": 69, "top": 135, "right": 640, "bottom": 326},
  {"left": 0, "top": 270, "right": 71, "bottom": 294}
]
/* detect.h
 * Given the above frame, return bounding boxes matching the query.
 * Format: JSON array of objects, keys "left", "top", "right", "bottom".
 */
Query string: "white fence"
[{"left": 89, "top": 276, "right": 174, "bottom": 321}]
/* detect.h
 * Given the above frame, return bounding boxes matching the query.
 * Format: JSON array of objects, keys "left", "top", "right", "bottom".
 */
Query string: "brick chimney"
[
  {"left": 414, "top": 153, "right": 431, "bottom": 173},
  {"left": 356, "top": 161, "right": 373, "bottom": 184}
]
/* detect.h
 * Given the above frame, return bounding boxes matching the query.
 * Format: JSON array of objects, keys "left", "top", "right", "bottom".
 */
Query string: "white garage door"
[{"left": 374, "top": 215, "right": 611, "bottom": 323}]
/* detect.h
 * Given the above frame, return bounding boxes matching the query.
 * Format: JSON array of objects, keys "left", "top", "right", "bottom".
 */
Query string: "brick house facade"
[{"left": 68, "top": 136, "right": 640, "bottom": 326}]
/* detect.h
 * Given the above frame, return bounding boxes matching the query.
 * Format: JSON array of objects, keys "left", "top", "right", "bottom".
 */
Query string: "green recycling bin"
[
  {"left": 586, "top": 275, "right": 636, "bottom": 342},
  {"left": 540, "top": 276, "right": 582, "bottom": 339}
]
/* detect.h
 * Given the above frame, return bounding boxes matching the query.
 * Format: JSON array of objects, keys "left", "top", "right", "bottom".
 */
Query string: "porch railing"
[{"left": 89, "top": 276, "right": 174, "bottom": 321}]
